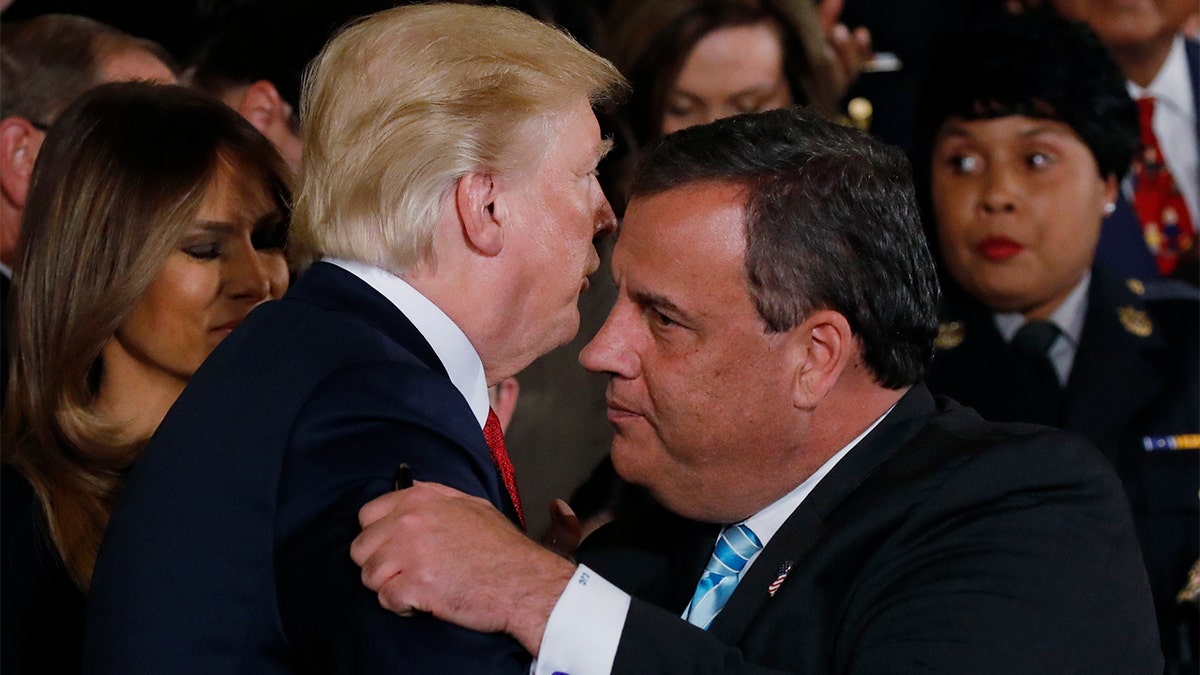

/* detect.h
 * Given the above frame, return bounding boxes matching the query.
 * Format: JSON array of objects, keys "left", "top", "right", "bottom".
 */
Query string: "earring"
[{"left": 1103, "top": 202, "right": 1116, "bottom": 215}]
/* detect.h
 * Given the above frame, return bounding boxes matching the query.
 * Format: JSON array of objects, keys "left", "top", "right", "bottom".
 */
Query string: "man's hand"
[
  {"left": 352, "top": 482, "right": 576, "bottom": 656},
  {"left": 541, "top": 498, "right": 582, "bottom": 559},
  {"left": 818, "top": 0, "right": 874, "bottom": 98}
]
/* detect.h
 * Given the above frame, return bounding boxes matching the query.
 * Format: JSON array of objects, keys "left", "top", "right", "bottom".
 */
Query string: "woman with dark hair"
[
  {"left": 915, "top": 12, "right": 1198, "bottom": 668},
  {"left": 1, "top": 81, "right": 291, "bottom": 673},
  {"left": 607, "top": 0, "right": 869, "bottom": 143}
]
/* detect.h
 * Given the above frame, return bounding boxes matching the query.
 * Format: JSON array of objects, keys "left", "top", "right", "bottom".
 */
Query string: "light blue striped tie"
[{"left": 685, "top": 524, "right": 762, "bottom": 630}]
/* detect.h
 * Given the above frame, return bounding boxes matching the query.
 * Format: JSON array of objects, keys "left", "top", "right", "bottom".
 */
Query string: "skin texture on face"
[
  {"left": 661, "top": 22, "right": 793, "bottom": 135},
  {"left": 97, "top": 159, "right": 289, "bottom": 438},
  {"left": 579, "top": 182, "right": 811, "bottom": 524},
  {"left": 1050, "top": 0, "right": 1194, "bottom": 48},
  {"left": 488, "top": 98, "right": 617, "bottom": 379},
  {"left": 932, "top": 116, "right": 1117, "bottom": 320},
  {"left": 1049, "top": 0, "right": 1195, "bottom": 83}
]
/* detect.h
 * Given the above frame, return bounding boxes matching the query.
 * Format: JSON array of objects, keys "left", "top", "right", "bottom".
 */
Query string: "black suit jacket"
[
  {"left": 1, "top": 467, "right": 86, "bottom": 675},
  {"left": 926, "top": 271, "right": 1199, "bottom": 657},
  {"left": 578, "top": 385, "right": 1162, "bottom": 674},
  {"left": 83, "top": 262, "right": 528, "bottom": 674}
]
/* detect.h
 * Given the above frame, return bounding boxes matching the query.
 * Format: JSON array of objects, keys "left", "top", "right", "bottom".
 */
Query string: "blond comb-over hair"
[{"left": 293, "top": 3, "right": 626, "bottom": 273}]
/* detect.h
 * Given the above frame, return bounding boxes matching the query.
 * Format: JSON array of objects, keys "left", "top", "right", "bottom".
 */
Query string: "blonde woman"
[{"left": 1, "top": 82, "right": 290, "bottom": 673}]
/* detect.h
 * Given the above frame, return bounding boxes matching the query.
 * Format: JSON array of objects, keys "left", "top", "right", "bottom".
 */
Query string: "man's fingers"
[
  {"left": 359, "top": 490, "right": 404, "bottom": 527},
  {"left": 818, "top": 0, "right": 844, "bottom": 32},
  {"left": 542, "top": 499, "right": 582, "bottom": 557},
  {"left": 376, "top": 574, "right": 419, "bottom": 616}
]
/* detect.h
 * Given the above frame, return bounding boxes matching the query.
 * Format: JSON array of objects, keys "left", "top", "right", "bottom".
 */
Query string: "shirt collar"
[
  {"left": 992, "top": 270, "right": 1090, "bottom": 349},
  {"left": 1128, "top": 35, "right": 1193, "bottom": 120},
  {"left": 737, "top": 403, "right": 896, "bottom": 548},
  {"left": 323, "top": 258, "right": 490, "bottom": 429}
]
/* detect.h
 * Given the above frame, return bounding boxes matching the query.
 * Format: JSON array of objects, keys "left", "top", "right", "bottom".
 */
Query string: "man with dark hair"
[
  {"left": 916, "top": 12, "right": 1198, "bottom": 669},
  {"left": 184, "top": 19, "right": 307, "bottom": 173},
  {"left": 0, "top": 14, "right": 177, "bottom": 274},
  {"left": 351, "top": 106, "right": 1162, "bottom": 674}
]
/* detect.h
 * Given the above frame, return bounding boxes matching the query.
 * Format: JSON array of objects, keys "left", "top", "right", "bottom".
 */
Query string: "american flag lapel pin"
[{"left": 767, "top": 561, "right": 793, "bottom": 597}]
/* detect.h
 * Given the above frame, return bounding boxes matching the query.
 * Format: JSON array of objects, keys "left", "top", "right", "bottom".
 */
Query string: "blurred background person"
[
  {"left": 1, "top": 81, "right": 291, "bottom": 674},
  {"left": 914, "top": 12, "right": 1198, "bottom": 670},
  {"left": 184, "top": 18, "right": 307, "bottom": 173},
  {"left": 1048, "top": 0, "right": 1199, "bottom": 283},
  {"left": 0, "top": 13, "right": 177, "bottom": 276},
  {"left": 603, "top": 0, "right": 848, "bottom": 201}
]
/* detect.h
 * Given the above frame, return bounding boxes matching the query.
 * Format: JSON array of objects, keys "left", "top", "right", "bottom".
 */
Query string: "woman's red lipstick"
[{"left": 977, "top": 236, "right": 1024, "bottom": 261}]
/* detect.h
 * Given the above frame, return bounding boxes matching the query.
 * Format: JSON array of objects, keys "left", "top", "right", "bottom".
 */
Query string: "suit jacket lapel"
[
  {"left": 709, "top": 385, "right": 939, "bottom": 643},
  {"left": 286, "top": 262, "right": 447, "bottom": 376},
  {"left": 283, "top": 263, "right": 531, "bottom": 525}
]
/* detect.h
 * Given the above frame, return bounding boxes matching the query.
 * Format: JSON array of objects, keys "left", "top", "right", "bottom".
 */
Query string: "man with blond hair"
[{"left": 84, "top": 5, "right": 625, "bottom": 673}]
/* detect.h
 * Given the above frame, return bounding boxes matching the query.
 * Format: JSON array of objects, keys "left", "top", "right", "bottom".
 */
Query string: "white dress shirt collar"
[
  {"left": 993, "top": 271, "right": 1089, "bottom": 385},
  {"left": 1127, "top": 36, "right": 1193, "bottom": 120},
  {"left": 738, "top": 402, "right": 896, "bottom": 551},
  {"left": 323, "top": 258, "right": 490, "bottom": 429}
]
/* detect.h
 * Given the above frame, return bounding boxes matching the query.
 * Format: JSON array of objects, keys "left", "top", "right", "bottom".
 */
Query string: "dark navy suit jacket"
[
  {"left": 579, "top": 385, "right": 1162, "bottom": 673},
  {"left": 83, "top": 262, "right": 528, "bottom": 674},
  {"left": 926, "top": 270, "right": 1199, "bottom": 666}
]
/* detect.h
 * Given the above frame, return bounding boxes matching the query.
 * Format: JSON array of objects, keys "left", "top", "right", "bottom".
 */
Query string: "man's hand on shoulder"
[{"left": 352, "top": 482, "right": 576, "bottom": 656}]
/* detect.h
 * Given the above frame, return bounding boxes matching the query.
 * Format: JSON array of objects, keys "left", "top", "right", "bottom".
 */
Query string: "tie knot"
[
  {"left": 707, "top": 524, "right": 763, "bottom": 577},
  {"left": 484, "top": 408, "right": 504, "bottom": 448},
  {"left": 1011, "top": 320, "right": 1060, "bottom": 358},
  {"left": 1136, "top": 96, "right": 1156, "bottom": 130}
]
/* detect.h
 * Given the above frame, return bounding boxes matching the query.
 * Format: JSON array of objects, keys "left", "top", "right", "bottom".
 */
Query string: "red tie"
[
  {"left": 1133, "top": 96, "right": 1195, "bottom": 276},
  {"left": 484, "top": 408, "right": 524, "bottom": 529}
]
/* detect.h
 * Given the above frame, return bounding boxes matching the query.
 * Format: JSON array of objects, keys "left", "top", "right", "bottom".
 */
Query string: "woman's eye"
[
  {"left": 1027, "top": 152, "right": 1053, "bottom": 169},
  {"left": 948, "top": 154, "right": 979, "bottom": 174},
  {"left": 183, "top": 243, "right": 221, "bottom": 260}
]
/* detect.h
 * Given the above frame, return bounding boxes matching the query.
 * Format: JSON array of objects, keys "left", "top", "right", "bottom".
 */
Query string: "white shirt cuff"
[{"left": 531, "top": 564, "right": 629, "bottom": 675}]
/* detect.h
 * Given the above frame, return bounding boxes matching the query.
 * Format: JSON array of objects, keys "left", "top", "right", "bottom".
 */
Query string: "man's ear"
[
  {"left": 238, "top": 80, "right": 291, "bottom": 137},
  {"left": 789, "top": 309, "right": 853, "bottom": 410},
  {"left": 489, "top": 376, "right": 521, "bottom": 432},
  {"left": 0, "top": 116, "right": 41, "bottom": 208},
  {"left": 455, "top": 171, "right": 503, "bottom": 256}
]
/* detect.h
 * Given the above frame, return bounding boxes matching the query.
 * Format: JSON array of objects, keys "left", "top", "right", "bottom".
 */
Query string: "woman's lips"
[{"left": 977, "top": 236, "right": 1024, "bottom": 261}]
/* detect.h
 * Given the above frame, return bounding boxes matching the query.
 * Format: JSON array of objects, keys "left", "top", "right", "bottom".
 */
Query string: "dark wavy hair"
[
  {"left": 913, "top": 10, "right": 1140, "bottom": 186},
  {"left": 630, "top": 107, "right": 940, "bottom": 389}
]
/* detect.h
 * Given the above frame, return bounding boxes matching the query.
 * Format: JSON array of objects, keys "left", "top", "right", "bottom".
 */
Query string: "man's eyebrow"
[
  {"left": 598, "top": 137, "right": 615, "bottom": 161},
  {"left": 630, "top": 288, "right": 691, "bottom": 321}
]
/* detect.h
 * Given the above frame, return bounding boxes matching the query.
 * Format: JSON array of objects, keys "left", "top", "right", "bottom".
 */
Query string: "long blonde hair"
[{"left": 1, "top": 82, "right": 291, "bottom": 590}]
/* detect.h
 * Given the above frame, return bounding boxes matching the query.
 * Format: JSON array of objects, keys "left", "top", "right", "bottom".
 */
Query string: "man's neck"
[{"left": 1111, "top": 34, "right": 1176, "bottom": 88}]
